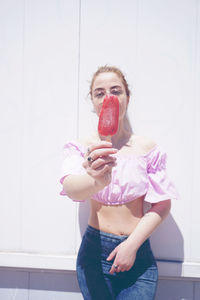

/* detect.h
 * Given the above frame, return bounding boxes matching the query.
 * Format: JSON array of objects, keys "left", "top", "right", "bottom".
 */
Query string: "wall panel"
[
  {"left": 77, "top": 0, "right": 197, "bottom": 266},
  {"left": 190, "top": 0, "right": 200, "bottom": 262},
  {"left": 0, "top": 0, "right": 24, "bottom": 250},
  {"left": 21, "top": 0, "right": 81, "bottom": 254},
  {"left": 0, "top": 0, "right": 81, "bottom": 256},
  {"left": 136, "top": 0, "right": 197, "bottom": 264}
]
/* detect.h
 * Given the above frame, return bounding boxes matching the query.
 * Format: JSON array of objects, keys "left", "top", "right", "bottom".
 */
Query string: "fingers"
[
  {"left": 109, "top": 261, "right": 123, "bottom": 274},
  {"left": 88, "top": 147, "right": 118, "bottom": 162},
  {"left": 85, "top": 141, "right": 118, "bottom": 159},
  {"left": 107, "top": 247, "right": 132, "bottom": 274},
  {"left": 82, "top": 140, "right": 118, "bottom": 187},
  {"left": 82, "top": 156, "right": 116, "bottom": 171},
  {"left": 83, "top": 154, "right": 116, "bottom": 168},
  {"left": 87, "top": 141, "right": 113, "bottom": 153},
  {"left": 106, "top": 249, "right": 120, "bottom": 274},
  {"left": 106, "top": 249, "right": 116, "bottom": 261},
  {"left": 109, "top": 264, "right": 118, "bottom": 275},
  {"left": 92, "top": 156, "right": 117, "bottom": 169},
  {"left": 83, "top": 144, "right": 118, "bottom": 170},
  {"left": 85, "top": 142, "right": 112, "bottom": 159},
  {"left": 109, "top": 261, "right": 128, "bottom": 274}
]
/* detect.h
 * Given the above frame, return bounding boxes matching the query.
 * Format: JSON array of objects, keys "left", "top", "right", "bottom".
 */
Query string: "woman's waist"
[
  {"left": 88, "top": 213, "right": 143, "bottom": 236},
  {"left": 88, "top": 197, "right": 143, "bottom": 235}
]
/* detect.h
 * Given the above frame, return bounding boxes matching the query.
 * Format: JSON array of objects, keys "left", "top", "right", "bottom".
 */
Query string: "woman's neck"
[{"left": 98, "top": 120, "right": 133, "bottom": 150}]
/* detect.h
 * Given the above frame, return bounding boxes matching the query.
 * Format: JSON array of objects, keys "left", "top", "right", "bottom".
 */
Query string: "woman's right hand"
[{"left": 82, "top": 141, "right": 118, "bottom": 188}]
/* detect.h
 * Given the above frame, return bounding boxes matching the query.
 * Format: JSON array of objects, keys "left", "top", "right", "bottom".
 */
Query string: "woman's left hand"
[{"left": 106, "top": 239, "right": 137, "bottom": 274}]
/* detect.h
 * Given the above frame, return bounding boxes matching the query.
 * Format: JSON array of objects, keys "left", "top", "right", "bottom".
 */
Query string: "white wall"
[
  {"left": 0, "top": 1, "right": 200, "bottom": 295},
  {"left": 0, "top": 0, "right": 81, "bottom": 258}
]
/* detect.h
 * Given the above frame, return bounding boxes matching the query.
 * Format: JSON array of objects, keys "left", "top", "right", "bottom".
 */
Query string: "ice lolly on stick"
[{"left": 98, "top": 95, "right": 119, "bottom": 139}]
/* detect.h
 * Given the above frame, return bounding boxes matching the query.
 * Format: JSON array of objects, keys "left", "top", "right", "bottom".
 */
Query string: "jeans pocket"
[{"left": 101, "top": 260, "right": 110, "bottom": 271}]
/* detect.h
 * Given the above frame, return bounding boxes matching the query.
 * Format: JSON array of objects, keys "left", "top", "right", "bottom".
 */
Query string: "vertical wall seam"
[
  {"left": 77, "top": 0, "right": 81, "bottom": 140},
  {"left": 75, "top": 0, "right": 82, "bottom": 255},
  {"left": 193, "top": 280, "right": 195, "bottom": 300},
  {"left": 134, "top": 0, "right": 139, "bottom": 135},
  {"left": 27, "top": 271, "right": 30, "bottom": 300},
  {"left": 190, "top": 0, "right": 200, "bottom": 262},
  {"left": 20, "top": 0, "right": 26, "bottom": 253}
]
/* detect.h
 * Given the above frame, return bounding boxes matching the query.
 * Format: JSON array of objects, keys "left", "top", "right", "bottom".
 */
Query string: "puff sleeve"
[
  {"left": 144, "top": 145, "right": 180, "bottom": 203},
  {"left": 59, "top": 140, "right": 86, "bottom": 200}
]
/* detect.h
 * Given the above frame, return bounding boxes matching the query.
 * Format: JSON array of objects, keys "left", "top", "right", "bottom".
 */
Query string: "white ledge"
[{"left": 0, "top": 252, "right": 200, "bottom": 278}]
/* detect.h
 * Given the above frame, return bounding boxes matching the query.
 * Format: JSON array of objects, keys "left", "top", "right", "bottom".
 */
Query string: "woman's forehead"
[{"left": 92, "top": 72, "right": 123, "bottom": 89}]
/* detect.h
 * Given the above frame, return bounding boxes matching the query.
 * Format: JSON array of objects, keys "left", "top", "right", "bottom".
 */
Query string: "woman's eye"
[
  {"left": 111, "top": 90, "right": 122, "bottom": 95},
  {"left": 95, "top": 93, "right": 104, "bottom": 98}
]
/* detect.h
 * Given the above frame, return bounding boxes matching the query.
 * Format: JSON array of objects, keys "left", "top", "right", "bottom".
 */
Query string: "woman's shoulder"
[
  {"left": 63, "top": 138, "right": 88, "bottom": 155},
  {"left": 130, "top": 134, "right": 157, "bottom": 155}
]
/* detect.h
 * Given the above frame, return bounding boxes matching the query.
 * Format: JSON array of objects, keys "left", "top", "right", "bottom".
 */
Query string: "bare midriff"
[
  {"left": 88, "top": 195, "right": 145, "bottom": 236},
  {"left": 84, "top": 134, "right": 155, "bottom": 237}
]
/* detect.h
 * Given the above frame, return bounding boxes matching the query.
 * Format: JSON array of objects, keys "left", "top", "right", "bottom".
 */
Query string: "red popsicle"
[{"left": 98, "top": 95, "right": 119, "bottom": 137}]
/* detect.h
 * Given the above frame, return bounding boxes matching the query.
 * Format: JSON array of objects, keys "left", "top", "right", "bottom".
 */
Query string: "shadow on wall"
[{"left": 78, "top": 200, "right": 184, "bottom": 277}]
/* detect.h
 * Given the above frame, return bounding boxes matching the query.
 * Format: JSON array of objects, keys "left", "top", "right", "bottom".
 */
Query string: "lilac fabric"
[{"left": 59, "top": 140, "right": 180, "bottom": 205}]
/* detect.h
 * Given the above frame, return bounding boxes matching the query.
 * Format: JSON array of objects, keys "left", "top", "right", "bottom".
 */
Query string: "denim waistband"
[
  {"left": 86, "top": 224, "right": 129, "bottom": 240},
  {"left": 84, "top": 224, "right": 151, "bottom": 254},
  {"left": 86, "top": 224, "right": 150, "bottom": 245}
]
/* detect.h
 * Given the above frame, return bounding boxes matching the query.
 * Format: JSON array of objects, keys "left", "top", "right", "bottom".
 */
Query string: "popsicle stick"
[{"left": 105, "top": 135, "right": 112, "bottom": 143}]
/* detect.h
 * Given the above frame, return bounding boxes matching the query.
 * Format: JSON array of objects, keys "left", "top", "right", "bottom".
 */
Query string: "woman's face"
[{"left": 91, "top": 72, "right": 129, "bottom": 120}]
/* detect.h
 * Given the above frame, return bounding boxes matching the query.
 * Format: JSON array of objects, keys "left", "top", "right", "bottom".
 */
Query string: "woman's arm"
[
  {"left": 107, "top": 199, "right": 171, "bottom": 274},
  {"left": 62, "top": 174, "right": 104, "bottom": 201},
  {"left": 126, "top": 199, "right": 171, "bottom": 250},
  {"left": 62, "top": 141, "right": 118, "bottom": 201}
]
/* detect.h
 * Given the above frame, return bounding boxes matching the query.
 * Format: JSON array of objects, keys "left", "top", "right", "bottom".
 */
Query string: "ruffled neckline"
[
  {"left": 64, "top": 139, "right": 159, "bottom": 160},
  {"left": 114, "top": 144, "right": 158, "bottom": 159}
]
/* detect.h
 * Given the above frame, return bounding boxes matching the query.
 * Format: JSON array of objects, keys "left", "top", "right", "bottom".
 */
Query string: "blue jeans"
[{"left": 76, "top": 225, "right": 158, "bottom": 300}]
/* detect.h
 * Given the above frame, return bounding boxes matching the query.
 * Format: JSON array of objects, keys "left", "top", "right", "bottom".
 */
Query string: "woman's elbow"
[{"left": 151, "top": 199, "right": 171, "bottom": 218}]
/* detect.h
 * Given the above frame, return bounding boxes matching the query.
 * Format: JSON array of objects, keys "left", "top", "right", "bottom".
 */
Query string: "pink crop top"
[{"left": 59, "top": 140, "right": 180, "bottom": 205}]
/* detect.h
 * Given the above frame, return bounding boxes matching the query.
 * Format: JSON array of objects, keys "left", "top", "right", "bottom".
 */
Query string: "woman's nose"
[{"left": 103, "top": 93, "right": 112, "bottom": 101}]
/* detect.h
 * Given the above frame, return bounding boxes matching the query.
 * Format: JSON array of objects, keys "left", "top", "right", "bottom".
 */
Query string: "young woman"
[{"left": 59, "top": 66, "right": 179, "bottom": 300}]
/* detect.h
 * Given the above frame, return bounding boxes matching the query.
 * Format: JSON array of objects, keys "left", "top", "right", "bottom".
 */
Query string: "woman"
[{"left": 59, "top": 66, "right": 179, "bottom": 300}]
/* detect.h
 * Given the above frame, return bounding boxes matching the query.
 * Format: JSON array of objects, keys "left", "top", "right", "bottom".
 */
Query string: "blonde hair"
[{"left": 89, "top": 65, "right": 131, "bottom": 98}]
